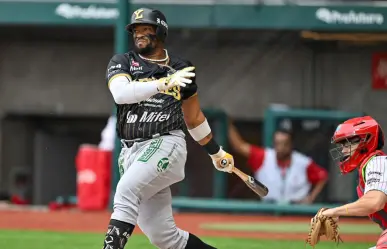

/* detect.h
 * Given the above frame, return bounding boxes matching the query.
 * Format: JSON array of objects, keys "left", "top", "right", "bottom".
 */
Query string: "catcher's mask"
[
  {"left": 126, "top": 8, "right": 168, "bottom": 42},
  {"left": 330, "top": 116, "right": 384, "bottom": 174}
]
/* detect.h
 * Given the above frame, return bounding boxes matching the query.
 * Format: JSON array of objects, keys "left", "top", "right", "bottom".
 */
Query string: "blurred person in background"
[
  {"left": 228, "top": 121, "right": 328, "bottom": 204},
  {"left": 98, "top": 115, "right": 117, "bottom": 151}
]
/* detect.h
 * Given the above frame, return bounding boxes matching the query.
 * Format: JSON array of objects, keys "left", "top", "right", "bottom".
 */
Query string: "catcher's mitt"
[{"left": 305, "top": 208, "right": 343, "bottom": 248}]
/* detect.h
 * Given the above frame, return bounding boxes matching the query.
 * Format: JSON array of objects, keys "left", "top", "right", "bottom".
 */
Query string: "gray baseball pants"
[{"left": 111, "top": 130, "right": 189, "bottom": 249}]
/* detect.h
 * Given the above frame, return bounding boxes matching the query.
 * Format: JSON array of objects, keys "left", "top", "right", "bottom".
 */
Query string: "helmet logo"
[
  {"left": 134, "top": 9, "right": 144, "bottom": 20},
  {"left": 157, "top": 18, "right": 168, "bottom": 29}
]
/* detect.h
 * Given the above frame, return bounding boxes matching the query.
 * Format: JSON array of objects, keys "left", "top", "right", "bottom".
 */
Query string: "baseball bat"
[
  {"left": 231, "top": 167, "right": 269, "bottom": 198},
  {"left": 219, "top": 158, "right": 269, "bottom": 197}
]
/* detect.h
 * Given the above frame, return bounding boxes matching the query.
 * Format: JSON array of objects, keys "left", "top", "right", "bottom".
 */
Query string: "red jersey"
[
  {"left": 247, "top": 145, "right": 328, "bottom": 184},
  {"left": 357, "top": 150, "right": 387, "bottom": 230}
]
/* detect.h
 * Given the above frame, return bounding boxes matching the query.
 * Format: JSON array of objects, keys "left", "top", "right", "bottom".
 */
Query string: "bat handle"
[{"left": 232, "top": 167, "right": 249, "bottom": 182}]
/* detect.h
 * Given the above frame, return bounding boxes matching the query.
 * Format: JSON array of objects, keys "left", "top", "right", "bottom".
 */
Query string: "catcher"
[{"left": 306, "top": 116, "right": 387, "bottom": 248}]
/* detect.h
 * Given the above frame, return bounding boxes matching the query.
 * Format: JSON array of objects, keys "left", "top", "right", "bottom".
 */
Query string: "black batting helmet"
[{"left": 126, "top": 8, "right": 168, "bottom": 42}]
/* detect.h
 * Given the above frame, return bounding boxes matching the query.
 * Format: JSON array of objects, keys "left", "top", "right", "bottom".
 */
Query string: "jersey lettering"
[
  {"left": 160, "top": 86, "right": 181, "bottom": 100},
  {"left": 106, "top": 51, "right": 197, "bottom": 140},
  {"left": 126, "top": 111, "right": 170, "bottom": 124}
]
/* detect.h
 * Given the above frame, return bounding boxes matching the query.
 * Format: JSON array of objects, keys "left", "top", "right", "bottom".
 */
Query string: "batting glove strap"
[{"left": 203, "top": 137, "right": 221, "bottom": 155}]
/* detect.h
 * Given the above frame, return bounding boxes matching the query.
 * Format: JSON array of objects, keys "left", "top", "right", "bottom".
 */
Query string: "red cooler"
[{"left": 76, "top": 144, "right": 112, "bottom": 210}]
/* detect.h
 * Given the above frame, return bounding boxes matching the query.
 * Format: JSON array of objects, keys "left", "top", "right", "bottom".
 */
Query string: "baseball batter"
[{"left": 102, "top": 8, "right": 235, "bottom": 249}]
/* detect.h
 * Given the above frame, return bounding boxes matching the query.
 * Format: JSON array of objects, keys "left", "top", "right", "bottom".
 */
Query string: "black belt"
[{"left": 121, "top": 132, "right": 172, "bottom": 148}]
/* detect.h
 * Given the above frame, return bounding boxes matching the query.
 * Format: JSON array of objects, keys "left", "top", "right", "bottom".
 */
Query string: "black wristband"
[{"left": 203, "top": 138, "right": 221, "bottom": 155}]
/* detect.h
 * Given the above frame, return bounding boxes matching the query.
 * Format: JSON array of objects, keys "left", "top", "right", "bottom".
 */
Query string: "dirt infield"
[{"left": 0, "top": 208, "right": 380, "bottom": 242}]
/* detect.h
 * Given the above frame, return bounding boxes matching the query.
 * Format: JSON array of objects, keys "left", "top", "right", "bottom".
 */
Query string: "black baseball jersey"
[{"left": 106, "top": 51, "right": 197, "bottom": 140}]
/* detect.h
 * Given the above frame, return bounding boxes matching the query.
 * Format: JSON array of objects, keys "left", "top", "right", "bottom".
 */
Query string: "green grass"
[
  {"left": 201, "top": 222, "right": 381, "bottom": 234},
  {"left": 0, "top": 229, "right": 375, "bottom": 249}
]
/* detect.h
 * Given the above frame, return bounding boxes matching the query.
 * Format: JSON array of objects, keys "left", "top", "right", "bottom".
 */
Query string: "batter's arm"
[
  {"left": 107, "top": 55, "right": 195, "bottom": 105},
  {"left": 106, "top": 54, "right": 158, "bottom": 104},
  {"left": 182, "top": 94, "right": 212, "bottom": 145},
  {"left": 109, "top": 76, "right": 159, "bottom": 105},
  {"left": 182, "top": 94, "right": 235, "bottom": 173}
]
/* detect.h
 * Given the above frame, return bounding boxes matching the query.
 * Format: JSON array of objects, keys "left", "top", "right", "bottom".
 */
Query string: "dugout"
[{"left": 0, "top": 114, "right": 107, "bottom": 205}]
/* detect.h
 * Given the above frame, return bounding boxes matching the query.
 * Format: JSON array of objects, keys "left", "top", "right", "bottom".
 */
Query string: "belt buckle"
[{"left": 152, "top": 133, "right": 161, "bottom": 139}]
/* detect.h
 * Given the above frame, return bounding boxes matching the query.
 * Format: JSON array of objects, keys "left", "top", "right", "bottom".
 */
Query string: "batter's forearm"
[
  {"left": 109, "top": 76, "right": 160, "bottom": 104},
  {"left": 195, "top": 133, "right": 212, "bottom": 146},
  {"left": 185, "top": 111, "right": 222, "bottom": 155},
  {"left": 185, "top": 111, "right": 213, "bottom": 146},
  {"left": 184, "top": 109, "right": 205, "bottom": 129}
]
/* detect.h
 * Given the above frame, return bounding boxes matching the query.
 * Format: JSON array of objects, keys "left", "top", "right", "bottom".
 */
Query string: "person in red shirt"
[{"left": 228, "top": 122, "right": 328, "bottom": 204}]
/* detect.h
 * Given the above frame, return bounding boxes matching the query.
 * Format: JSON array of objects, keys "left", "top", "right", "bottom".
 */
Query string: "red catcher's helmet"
[{"left": 330, "top": 116, "right": 384, "bottom": 174}]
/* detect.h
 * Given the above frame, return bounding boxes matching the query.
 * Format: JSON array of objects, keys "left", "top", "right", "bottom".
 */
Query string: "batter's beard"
[
  {"left": 134, "top": 34, "right": 158, "bottom": 56},
  {"left": 135, "top": 44, "right": 155, "bottom": 56}
]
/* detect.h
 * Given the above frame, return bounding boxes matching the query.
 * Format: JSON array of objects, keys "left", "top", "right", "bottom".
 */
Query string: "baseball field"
[{"left": 0, "top": 207, "right": 379, "bottom": 249}]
